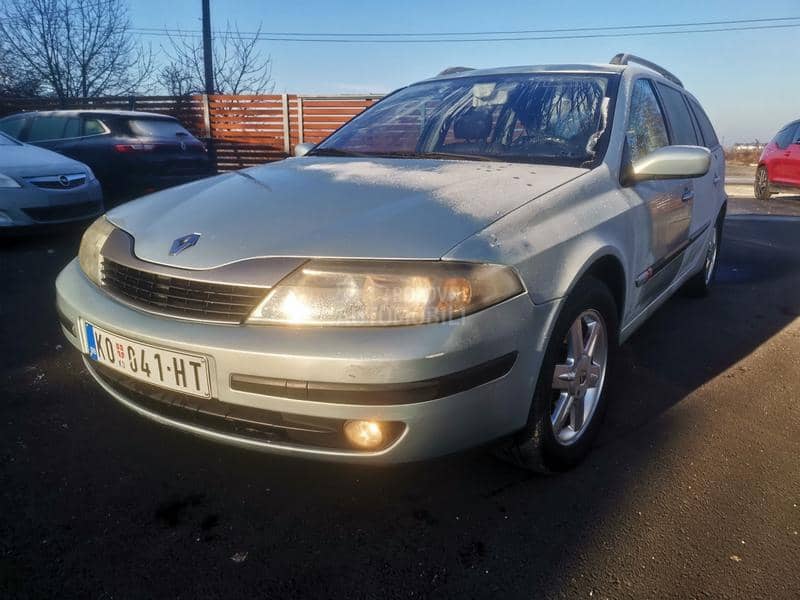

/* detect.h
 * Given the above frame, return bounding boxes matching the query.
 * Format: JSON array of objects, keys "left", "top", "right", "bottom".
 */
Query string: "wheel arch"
[{"left": 564, "top": 250, "right": 628, "bottom": 328}]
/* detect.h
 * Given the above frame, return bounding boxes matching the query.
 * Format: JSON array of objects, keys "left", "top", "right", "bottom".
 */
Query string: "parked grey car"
[
  {"left": 56, "top": 55, "right": 726, "bottom": 470},
  {"left": 0, "top": 132, "right": 103, "bottom": 229}
]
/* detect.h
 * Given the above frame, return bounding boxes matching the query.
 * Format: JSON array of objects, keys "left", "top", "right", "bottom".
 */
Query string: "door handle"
[
  {"left": 681, "top": 188, "right": 695, "bottom": 202},
  {"left": 713, "top": 174, "right": 721, "bottom": 186}
]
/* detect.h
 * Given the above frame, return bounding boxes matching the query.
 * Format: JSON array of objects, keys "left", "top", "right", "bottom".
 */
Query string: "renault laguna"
[{"left": 56, "top": 55, "right": 726, "bottom": 471}]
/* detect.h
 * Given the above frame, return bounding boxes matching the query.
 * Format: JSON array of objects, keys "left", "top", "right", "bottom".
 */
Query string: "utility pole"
[
  {"left": 201, "top": 0, "right": 216, "bottom": 171},
  {"left": 201, "top": 0, "right": 214, "bottom": 95}
]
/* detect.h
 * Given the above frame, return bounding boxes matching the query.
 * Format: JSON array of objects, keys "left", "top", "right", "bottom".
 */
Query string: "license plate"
[{"left": 84, "top": 322, "right": 211, "bottom": 398}]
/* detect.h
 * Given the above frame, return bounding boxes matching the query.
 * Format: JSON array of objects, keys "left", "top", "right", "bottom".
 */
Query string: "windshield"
[
  {"left": 314, "top": 73, "right": 615, "bottom": 167},
  {"left": 0, "top": 132, "right": 19, "bottom": 145}
]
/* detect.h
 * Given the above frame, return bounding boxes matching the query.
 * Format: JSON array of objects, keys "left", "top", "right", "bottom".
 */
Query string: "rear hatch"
[{"left": 122, "top": 117, "right": 210, "bottom": 176}]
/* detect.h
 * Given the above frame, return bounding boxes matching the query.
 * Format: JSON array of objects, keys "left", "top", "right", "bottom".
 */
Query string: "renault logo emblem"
[{"left": 169, "top": 233, "right": 201, "bottom": 255}]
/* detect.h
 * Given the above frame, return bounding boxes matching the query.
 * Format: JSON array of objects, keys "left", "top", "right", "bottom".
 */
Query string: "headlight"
[
  {"left": 78, "top": 216, "right": 116, "bottom": 286},
  {"left": 247, "top": 260, "right": 524, "bottom": 326},
  {"left": 0, "top": 173, "right": 20, "bottom": 188},
  {"left": 85, "top": 167, "right": 97, "bottom": 182}
]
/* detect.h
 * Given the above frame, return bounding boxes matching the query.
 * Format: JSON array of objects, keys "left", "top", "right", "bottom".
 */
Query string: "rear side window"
[
  {"left": 688, "top": 100, "right": 719, "bottom": 148},
  {"left": 656, "top": 83, "right": 698, "bottom": 145},
  {"left": 62, "top": 118, "right": 80, "bottom": 138},
  {"left": 626, "top": 79, "right": 669, "bottom": 164},
  {"left": 28, "top": 116, "right": 69, "bottom": 142},
  {"left": 128, "top": 118, "right": 191, "bottom": 138},
  {"left": 83, "top": 118, "right": 106, "bottom": 136},
  {"left": 774, "top": 125, "right": 799, "bottom": 149},
  {"left": 0, "top": 117, "right": 27, "bottom": 139}
]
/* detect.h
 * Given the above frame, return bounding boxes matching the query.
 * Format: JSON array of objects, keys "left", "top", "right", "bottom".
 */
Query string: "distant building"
[{"left": 732, "top": 142, "right": 766, "bottom": 153}]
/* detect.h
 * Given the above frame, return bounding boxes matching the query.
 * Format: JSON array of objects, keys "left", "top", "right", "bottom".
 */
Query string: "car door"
[
  {"left": 685, "top": 96, "right": 724, "bottom": 240},
  {"left": 770, "top": 125, "right": 797, "bottom": 184},
  {"left": 622, "top": 78, "right": 693, "bottom": 310},
  {"left": 62, "top": 116, "right": 108, "bottom": 167},
  {"left": 782, "top": 124, "right": 800, "bottom": 187}
]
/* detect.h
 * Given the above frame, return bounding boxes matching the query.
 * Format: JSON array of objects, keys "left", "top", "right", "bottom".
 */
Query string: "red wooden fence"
[{"left": 0, "top": 93, "right": 382, "bottom": 170}]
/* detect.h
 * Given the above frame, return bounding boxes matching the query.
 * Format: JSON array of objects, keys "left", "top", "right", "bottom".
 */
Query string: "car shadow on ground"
[{"left": 2, "top": 215, "right": 799, "bottom": 597}]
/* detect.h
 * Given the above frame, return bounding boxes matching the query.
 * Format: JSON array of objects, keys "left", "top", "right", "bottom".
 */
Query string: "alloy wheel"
[
  {"left": 756, "top": 168, "right": 770, "bottom": 200},
  {"left": 550, "top": 309, "right": 608, "bottom": 445}
]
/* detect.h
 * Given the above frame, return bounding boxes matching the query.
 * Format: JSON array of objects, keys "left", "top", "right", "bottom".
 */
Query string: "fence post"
[
  {"left": 281, "top": 93, "right": 291, "bottom": 155},
  {"left": 201, "top": 93, "right": 217, "bottom": 172},
  {"left": 297, "top": 96, "right": 304, "bottom": 144},
  {"left": 201, "top": 93, "right": 212, "bottom": 138}
]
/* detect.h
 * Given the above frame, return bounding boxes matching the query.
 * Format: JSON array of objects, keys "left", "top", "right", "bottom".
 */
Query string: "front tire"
[
  {"left": 755, "top": 166, "right": 773, "bottom": 201},
  {"left": 499, "top": 277, "right": 618, "bottom": 472}
]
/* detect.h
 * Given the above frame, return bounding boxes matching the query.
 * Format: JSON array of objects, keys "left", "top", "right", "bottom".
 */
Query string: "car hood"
[
  {"left": 0, "top": 142, "right": 90, "bottom": 177},
  {"left": 108, "top": 157, "right": 586, "bottom": 269}
]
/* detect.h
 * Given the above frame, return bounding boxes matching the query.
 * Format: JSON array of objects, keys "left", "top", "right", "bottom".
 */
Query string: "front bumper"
[
  {"left": 0, "top": 179, "right": 103, "bottom": 228},
  {"left": 56, "top": 259, "right": 562, "bottom": 463}
]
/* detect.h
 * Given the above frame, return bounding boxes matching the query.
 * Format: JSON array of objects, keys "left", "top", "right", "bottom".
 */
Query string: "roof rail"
[
  {"left": 609, "top": 54, "right": 683, "bottom": 88},
  {"left": 437, "top": 66, "right": 475, "bottom": 77}
]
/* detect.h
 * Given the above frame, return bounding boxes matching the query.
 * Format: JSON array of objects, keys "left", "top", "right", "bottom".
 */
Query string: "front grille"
[
  {"left": 23, "top": 200, "right": 102, "bottom": 222},
  {"left": 88, "top": 361, "right": 354, "bottom": 449},
  {"left": 26, "top": 174, "right": 86, "bottom": 189},
  {"left": 101, "top": 259, "right": 268, "bottom": 323}
]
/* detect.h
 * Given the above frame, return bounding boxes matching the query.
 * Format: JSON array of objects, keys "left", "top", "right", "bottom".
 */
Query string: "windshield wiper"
[
  {"left": 415, "top": 152, "right": 494, "bottom": 162},
  {"left": 360, "top": 151, "right": 494, "bottom": 162}
]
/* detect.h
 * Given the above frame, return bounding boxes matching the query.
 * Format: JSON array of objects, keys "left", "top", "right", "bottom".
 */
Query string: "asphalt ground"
[{"left": 1, "top": 212, "right": 799, "bottom": 599}]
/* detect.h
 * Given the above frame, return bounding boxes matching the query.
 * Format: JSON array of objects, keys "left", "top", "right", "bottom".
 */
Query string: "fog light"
[{"left": 344, "top": 420, "right": 384, "bottom": 450}]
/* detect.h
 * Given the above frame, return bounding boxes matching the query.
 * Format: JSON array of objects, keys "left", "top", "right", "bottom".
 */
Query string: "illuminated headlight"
[
  {"left": 247, "top": 260, "right": 524, "bottom": 326},
  {"left": 78, "top": 217, "right": 116, "bottom": 286},
  {"left": 0, "top": 173, "right": 20, "bottom": 188}
]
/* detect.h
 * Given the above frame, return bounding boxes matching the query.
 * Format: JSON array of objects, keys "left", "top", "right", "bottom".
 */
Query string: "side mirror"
[
  {"left": 294, "top": 142, "right": 315, "bottom": 157},
  {"left": 624, "top": 145, "right": 711, "bottom": 185}
]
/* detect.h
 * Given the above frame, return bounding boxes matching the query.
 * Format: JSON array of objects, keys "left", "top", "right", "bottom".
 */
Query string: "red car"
[{"left": 755, "top": 119, "right": 800, "bottom": 200}]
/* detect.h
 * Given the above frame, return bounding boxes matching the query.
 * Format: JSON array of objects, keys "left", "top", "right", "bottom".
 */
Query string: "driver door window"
[
  {"left": 624, "top": 78, "right": 690, "bottom": 309},
  {"left": 625, "top": 79, "right": 669, "bottom": 164}
]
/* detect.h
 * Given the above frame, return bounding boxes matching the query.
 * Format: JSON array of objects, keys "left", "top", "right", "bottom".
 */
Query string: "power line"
[
  {"left": 131, "top": 15, "right": 800, "bottom": 38},
  {"left": 128, "top": 20, "right": 800, "bottom": 44}
]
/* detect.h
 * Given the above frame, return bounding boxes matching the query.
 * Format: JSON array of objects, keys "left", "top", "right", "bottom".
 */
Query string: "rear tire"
[
  {"left": 498, "top": 277, "right": 618, "bottom": 473},
  {"left": 684, "top": 216, "right": 723, "bottom": 298},
  {"left": 754, "top": 166, "right": 773, "bottom": 201}
]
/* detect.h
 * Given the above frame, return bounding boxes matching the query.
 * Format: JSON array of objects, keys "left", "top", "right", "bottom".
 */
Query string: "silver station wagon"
[{"left": 56, "top": 54, "right": 726, "bottom": 471}]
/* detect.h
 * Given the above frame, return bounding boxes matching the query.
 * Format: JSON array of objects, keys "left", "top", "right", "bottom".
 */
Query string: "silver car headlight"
[
  {"left": 78, "top": 216, "right": 116, "bottom": 286},
  {"left": 247, "top": 260, "right": 524, "bottom": 326},
  {"left": 0, "top": 173, "right": 21, "bottom": 188}
]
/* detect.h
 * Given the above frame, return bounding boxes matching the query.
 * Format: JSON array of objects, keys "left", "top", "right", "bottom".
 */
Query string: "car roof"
[
  {"left": 425, "top": 63, "right": 626, "bottom": 81},
  {"left": 422, "top": 61, "right": 703, "bottom": 105},
  {"left": 0, "top": 109, "right": 177, "bottom": 120},
  {"left": 424, "top": 62, "right": 690, "bottom": 89}
]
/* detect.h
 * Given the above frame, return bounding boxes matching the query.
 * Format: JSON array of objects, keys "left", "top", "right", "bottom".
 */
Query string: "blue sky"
[{"left": 130, "top": 0, "right": 800, "bottom": 144}]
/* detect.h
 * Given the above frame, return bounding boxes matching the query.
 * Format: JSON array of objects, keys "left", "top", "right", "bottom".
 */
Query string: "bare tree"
[
  {"left": 0, "top": 0, "right": 154, "bottom": 103},
  {"left": 160, "top": 23, "right": 274, "bottom": 95},
  {"left": 157, "top": 63, "right": 196, "bottom": 97},
  {"left": 0, "top": 41, "right": 41, "bottom": 97}
]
